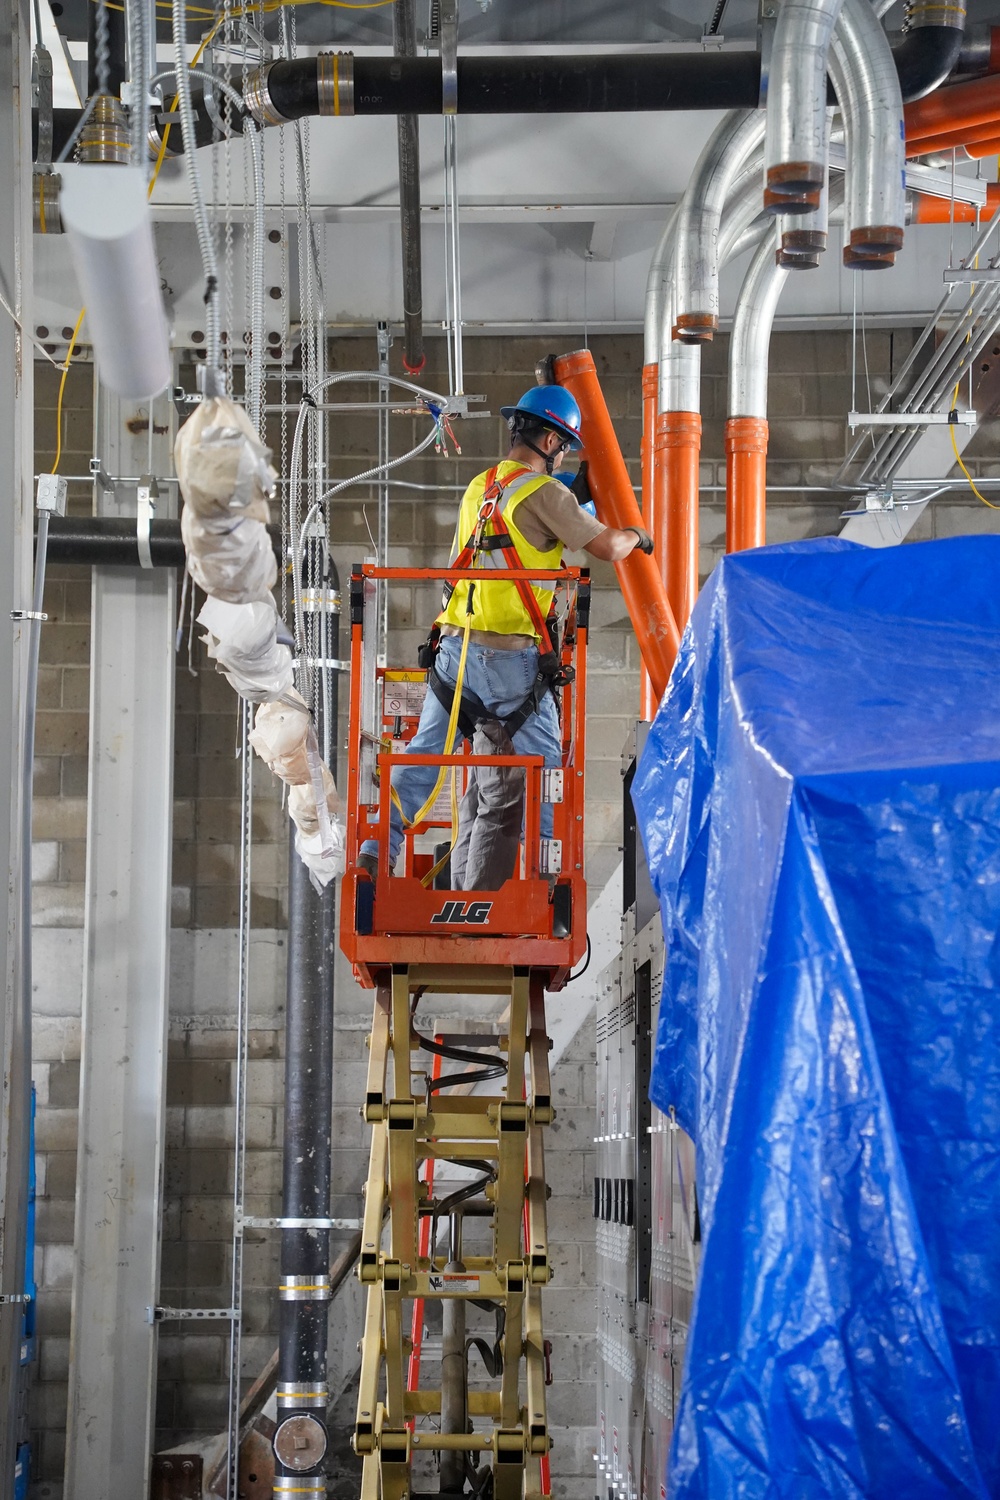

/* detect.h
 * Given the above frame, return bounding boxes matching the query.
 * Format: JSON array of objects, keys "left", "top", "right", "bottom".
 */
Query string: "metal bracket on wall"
[
  {"left": 237, "top": 1214, "right": 362, "bottom": 1231},
  {"left": 147, "top": 1306, "right": 240, "bottom": 1322}
]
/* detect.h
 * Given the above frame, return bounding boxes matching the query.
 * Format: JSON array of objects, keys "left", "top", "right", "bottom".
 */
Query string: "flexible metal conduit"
[
  {"left": 828, "top": 0, "right": 906, "bottom": 265},
  {"left": 765, "top": 0, "right": 846, "bottom": 211}
]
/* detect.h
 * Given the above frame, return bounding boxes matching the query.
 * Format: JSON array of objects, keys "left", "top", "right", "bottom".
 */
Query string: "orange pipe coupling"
[
  {"left": 905, "top": 72, "right": 1000, "bottom": 150},
  {"left": 640, "top": 362, "right": 659, "bottom": 719},
  {"left": 725, "top": 417, "right": 768, "bottom": 554},
  {"left": 654, "top": 410, "right": 701, "bottom": 637},
  {"left": 553, "top": 348, "right": 680, "bottom": 701}
]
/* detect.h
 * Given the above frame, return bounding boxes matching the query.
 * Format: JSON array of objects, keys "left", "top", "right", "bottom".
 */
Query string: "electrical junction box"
[{"left": 35, "top": 473, "right": 67, "bottom": 515}]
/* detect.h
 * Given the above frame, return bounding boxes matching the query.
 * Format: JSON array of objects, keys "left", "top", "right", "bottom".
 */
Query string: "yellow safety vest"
[{"left": 436, "top": 462, "right": 564, "bottom": 640}]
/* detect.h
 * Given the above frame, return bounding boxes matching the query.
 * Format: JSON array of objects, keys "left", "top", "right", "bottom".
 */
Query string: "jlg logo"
[{"left": 429, "top": 899, "right": 493, "bottom": 925}]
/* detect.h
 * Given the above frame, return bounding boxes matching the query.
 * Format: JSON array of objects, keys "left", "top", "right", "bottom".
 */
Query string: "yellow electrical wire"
[
  {"left": 950, "top": 377, "right": 1000, "bottom": 507},
  {"left": 50, "top": 306, "right": 86, "bottom": 475}
]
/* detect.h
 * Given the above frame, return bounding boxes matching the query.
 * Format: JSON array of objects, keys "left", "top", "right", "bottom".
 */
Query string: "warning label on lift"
[{"left": 429, "top": 1273, "right": 481, "bottom": 1293}]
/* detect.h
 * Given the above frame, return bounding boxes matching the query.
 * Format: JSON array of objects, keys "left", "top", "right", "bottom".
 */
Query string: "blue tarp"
[{"left": 632, "top": 537, "right": 1000, "bottom": 1500}]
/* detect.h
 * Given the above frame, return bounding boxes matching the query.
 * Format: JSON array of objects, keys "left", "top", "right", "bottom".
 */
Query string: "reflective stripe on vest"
[{"left": 436, "top": 462, "right": 563, "bottom": 640}]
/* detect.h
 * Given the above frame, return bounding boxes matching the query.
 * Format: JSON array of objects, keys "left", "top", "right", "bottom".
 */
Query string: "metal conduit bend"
[
  {"left": 726, "top": 226, "right": 788, "bottom": 554},
  {"left": 777, "top": 111, "right": 831, "bottom": 266},
  {"left": 829, "top": 0, "right": 906, "bottom": 266},
  {"left": 672, "top": 110, "right": 766, "bottom": 342},
  {"left": 765, "top": 0, "right": 846, "bottom": 212}
]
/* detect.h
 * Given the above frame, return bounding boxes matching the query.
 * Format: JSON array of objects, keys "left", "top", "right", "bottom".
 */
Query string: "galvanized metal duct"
[
  {"left": 829, "top": 0, "right": 906, "bottom": 266},
  {"left": 765, "top": 0, "right": 846, "bottom": 212}
]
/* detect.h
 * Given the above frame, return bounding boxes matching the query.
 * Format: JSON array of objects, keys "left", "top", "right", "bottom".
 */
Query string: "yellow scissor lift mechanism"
[{"left": 341, "top": 563, "right": 591, "bottom": 1499}]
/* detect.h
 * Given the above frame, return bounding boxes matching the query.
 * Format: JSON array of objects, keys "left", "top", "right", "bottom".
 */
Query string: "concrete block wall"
[{"left": 25, "top": 329, "right": 1000, "bottom": 1496}]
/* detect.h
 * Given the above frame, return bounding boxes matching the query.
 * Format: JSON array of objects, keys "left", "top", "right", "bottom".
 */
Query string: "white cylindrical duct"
[
  {"left": 828, "top": 0, "right": 906, "bottom": 265},
  {"left": 60, "top": 163, "right": 172, "bottom": 399},
  {"left": 672, "top": 109, "right": 766, "bottom": 341},
  {"left": 729, "top": 226, "right": 790, "bottom": 421},
  {"left": 764, "top": 0, "right": 846, "bottom": 212}
]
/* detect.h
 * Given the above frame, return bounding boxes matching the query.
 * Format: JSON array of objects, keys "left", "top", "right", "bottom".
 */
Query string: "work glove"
[
  {"left": 569, "top": 461, "right": 593, "bottom": 509},
  {"left": 625, "top": 525, "right": 655, "bottom": 555}
]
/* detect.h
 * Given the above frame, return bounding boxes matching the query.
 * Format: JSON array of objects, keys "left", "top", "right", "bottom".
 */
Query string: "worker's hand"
[
  {"left": 569, "top": 462, "right": 593, "bottom": 508},
  {"left": 625, "top": 525, "right": 654, "bottom": 555}
]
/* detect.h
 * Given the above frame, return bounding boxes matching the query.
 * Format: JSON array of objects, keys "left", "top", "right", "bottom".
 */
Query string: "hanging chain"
[{"left": 279, "top": 95, "right": 289, "bottom": 629}]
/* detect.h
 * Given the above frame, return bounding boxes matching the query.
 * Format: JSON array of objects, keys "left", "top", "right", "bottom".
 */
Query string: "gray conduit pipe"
[
  {"left": 765, "top": 0, "right": 846, "bottom": 212},
  {"left": 828, "top": 0, "right": 906, "bottom": 265},
  {"left": 671, "top": 109, "right": 766, "bottom": 343},
  {"left": 393, "top": 0, "right": 425, "bottom": 376}
]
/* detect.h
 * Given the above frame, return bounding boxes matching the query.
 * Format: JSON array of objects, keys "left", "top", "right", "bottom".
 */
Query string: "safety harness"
[
  {"left": 427, "top": 463, "right": 573, "bottom": 740},
  {"left": 393, "top": 464, "right": 572, "bottom": 887}
]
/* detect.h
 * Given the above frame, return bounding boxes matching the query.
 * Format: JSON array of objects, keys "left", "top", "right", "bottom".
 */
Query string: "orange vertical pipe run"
[
  {"left": 725, "top": 417, "right": 768, "bottom": 553},
  {"left": 654, "top": 410, "right": 701, "bottom": 636},
  {"left": 553, "top": 349, "right": 680, "bottom": 702},
  {"left": 640, "top": 361, "right": 659, "bottom": 719}
]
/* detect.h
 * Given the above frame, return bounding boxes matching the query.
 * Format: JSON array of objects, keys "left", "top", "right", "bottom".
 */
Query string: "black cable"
[
  {"left": 429, "top": 1064, "right": 507, "bottom": 1094},
  {"left": 566, "top": 932, "right": 592, "bottom": 984},
  {"left": 416, "top": 1032, "right": 506, "bottom": 1070}
]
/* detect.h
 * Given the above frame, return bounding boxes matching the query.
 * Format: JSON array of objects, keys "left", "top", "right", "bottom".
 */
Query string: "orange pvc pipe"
[
  {"left": 640, "top": 362, "right": 659, "bottom": 719},
  {"left": 963, "top": 139, "right": 1000, "bottom": 162},
  {"left": 654, "top": 410, "right": 701, "bottom": 636},
  {"left": 910, "top": 184, "right": 1000, "bottom": 222},
  {"left": 553, "top": 348, "right": 680, "bottom": 700},
  {"left": 725, "top": 417, "right": 768, "bottom": 554},
  {"left": 906, "top": 116, "right": 1000, "bottom": 156},
  {"left": 906, "top": 73, "right": 1000, "bottom": 148}
]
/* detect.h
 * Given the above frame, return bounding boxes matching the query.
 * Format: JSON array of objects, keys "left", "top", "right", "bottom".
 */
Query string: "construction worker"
[{"left": 357, "top": 383, "right": 654, "bottom": 887}]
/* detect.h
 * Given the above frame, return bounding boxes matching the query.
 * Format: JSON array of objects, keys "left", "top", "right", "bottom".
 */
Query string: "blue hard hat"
[{"left": 500, "top": 385, "right": 584, "bottom": 449}]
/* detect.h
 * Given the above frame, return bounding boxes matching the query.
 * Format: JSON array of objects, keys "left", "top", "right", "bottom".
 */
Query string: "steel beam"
[
  {"left": 0, "top": 0, "right": 34, "bottom": 1485},
  {"left": 64, "top": 381, "right": 176, "bottom": 1500}
]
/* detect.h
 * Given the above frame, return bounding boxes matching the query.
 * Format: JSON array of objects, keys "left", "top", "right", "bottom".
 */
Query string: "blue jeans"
[{"left": 360, "top": 633, "right": 562, "bottom": 868}]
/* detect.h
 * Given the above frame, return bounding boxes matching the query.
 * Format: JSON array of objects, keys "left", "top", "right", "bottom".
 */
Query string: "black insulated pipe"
[
  {"left": 274, "top": 539, "right": 339, "bottom": 1492},
  {"left": 42, "top": 34, "right": 969, "bottom": 163},
  {"left": 37, "top": 515, "right": 285, "bottom": 568},
  {"left": 890, "top": 23, "right": 967, "bottom": 104},
  {"left": 394, "top": 0, "right": 425, "bottom": 376}
]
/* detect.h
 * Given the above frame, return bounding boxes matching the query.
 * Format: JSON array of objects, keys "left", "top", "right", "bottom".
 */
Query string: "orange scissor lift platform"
[{"left": 339, "top": 564, "right": 590, "bottom": 1500}]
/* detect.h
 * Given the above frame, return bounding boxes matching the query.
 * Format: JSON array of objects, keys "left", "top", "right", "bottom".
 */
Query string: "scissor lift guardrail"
[{"left": 340, "top": 565, "right": 590, "bottom": 1499}]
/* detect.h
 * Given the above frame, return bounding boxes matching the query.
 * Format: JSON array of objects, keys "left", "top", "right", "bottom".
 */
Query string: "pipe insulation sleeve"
[
  {"left": 654, "top": 410, "right": 701, "bottom": 634},
  {"left": 725, "top": 417, "right": 769, "bottom": 553},
  {"left": 765, "top": 0, "right": 846, "bottom": 208},
  {"left": 829, "top": 0, "right": 906, "bottom": 263},
  {"left": 59, "top": 164, "right": 171, "bottom": 398}
]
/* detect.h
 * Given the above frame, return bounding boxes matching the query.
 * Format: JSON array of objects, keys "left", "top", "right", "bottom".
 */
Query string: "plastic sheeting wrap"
[{"left": 632, "top": 537, "right": 1000, "bottom": 1500}]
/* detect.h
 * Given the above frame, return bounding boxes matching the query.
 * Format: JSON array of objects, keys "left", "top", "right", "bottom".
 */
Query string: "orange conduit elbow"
[
  {"left": 654, "top": 410, "right": 701, "bottom": 636},
  {"left": 553, "top": 348, "right": 680, "bottom": 701},
  {"left": 640, "top": 362, "right": 659, "bottom": 719},
  {"left": 725, "top": 417, "right": 768, "bottom": 554}
]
